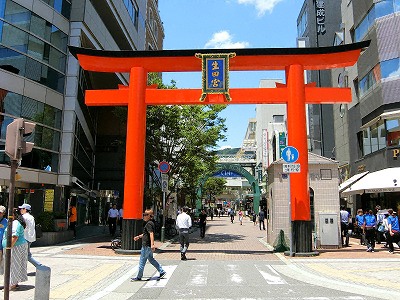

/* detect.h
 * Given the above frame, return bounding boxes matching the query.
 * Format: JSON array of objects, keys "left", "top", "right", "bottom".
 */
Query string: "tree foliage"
[{"left": 203, "top": 177, "right": 227, "bottom": 201}]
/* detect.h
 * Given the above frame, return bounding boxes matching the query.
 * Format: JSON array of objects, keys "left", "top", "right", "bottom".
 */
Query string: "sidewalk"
[{"left": 6, "top": 216, "right": 400, "bottom": 299}]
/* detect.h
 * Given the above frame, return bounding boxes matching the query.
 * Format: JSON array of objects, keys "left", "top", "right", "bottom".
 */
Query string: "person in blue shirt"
[
  {"left": 0, "top": 206, "right": 8, "bottom": 262},
  {"left": 355, "top": 209, "right": 365, "bottom": 245},
  {"left": 363, "top": 210, "right": 376, "bottom": 252},
  {"left": 340, "top": 205, "right": 350, "bottom": 247},
  {"left": 387, "top": 209, "right": 400, "bottom": 254}
]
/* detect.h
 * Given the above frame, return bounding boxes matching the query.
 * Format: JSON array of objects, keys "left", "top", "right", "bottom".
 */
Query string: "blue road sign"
[
  {"left": 158, "top": 161, "right": 170, "bottom": 173},
  {"left": 282, "top": 146, "right": 299, "bottom": 163}
]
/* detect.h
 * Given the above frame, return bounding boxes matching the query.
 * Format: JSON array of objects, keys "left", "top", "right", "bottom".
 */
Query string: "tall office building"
[
  {"left": 334, "top": 0, "right": 400, "bottom": 210},
  {"left": 297, "top": 0, "right": 341, "bottom": 159},
  {"left": 0, "top": 0, "right": 163, "bottom": 222}
]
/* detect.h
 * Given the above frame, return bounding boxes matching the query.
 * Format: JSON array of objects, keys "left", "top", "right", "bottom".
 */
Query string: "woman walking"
[{"left": 2, "top": 209, "right": 28, "bottom": 290}]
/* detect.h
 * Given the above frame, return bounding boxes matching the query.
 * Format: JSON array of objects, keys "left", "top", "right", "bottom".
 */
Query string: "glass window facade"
[
  {"left": 297, "top": 9, "right": 308, "bottom": 37},
  {"left": 72, "top": 120, "right": 94, "bottom": 181},
  {"left": 0, "top": 90, "right": 61, "bottom": 171},
  {"left": 40, "top": 0, "right": 71, "bottom": 19},
  {"left": 0, "top": 0, "right": 67, "bottom": 93},
  {"left": 124, "top": 0, "right": 139, "bottom": 28},
  {"left": 386, "top": 118, "right": 400, "bottom": 146},
  {"left": 354, "top": 0, "right": 400, "bottom": 42},
  {"left": 359, "top": 120, "right": 389, "bottom": 157},
  {"left": 381, "top": 58, "right": 400, "bottom": 79},
  {"left": 358, "top": 64, "right": 380, "bottom": 97}
]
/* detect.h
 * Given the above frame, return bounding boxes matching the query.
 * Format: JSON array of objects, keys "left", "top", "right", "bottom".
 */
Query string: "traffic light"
[{"left": 5, "top": 118, "right": 35, "bottom": 161}]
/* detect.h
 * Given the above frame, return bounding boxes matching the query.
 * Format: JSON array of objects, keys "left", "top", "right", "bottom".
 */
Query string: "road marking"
[
  {"left": 84, "top": 265, "right": 138, "bottom": 300},
  {"left": 187, "top": 265, "right": 208, "bottom": 286},
  {"left": 226, "top": 264, "right": 245, "bottom": 284},
  {"left": 255, "top": 264, "right": 287, "bottom": 284},
  {"left": 143, "top": 265, "right": 177, "bottom": 288}
]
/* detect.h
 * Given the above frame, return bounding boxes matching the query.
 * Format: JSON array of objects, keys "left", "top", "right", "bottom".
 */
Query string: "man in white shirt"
[
  {"left": 19, "top": 203, "right": 41, "bottom": 266},
  {"left": 107, "top": 204, "right": 119, "bottom": 236},
  {"left": 176, "top": 207, "right": 192, "bottom": 260}
]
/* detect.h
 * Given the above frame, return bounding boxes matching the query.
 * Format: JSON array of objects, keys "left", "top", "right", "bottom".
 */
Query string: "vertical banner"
[
  {"left": 262, "top": 129, "right": 268, "bottom": 168},
  {"left": 196, "top": 53, "right": 236, "bottom": 101},
  {"left": 279, "top": 132, "right": 286, "bottom": 158}
]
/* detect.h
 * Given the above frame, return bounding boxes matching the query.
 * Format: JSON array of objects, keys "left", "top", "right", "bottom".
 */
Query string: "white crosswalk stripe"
[
  {"left": 143, "top": 265, "right": 177, "bottom": 288},
  {"left": 225, "top": 264, "right": 246, "bottom": 285},
  {"left": 187, "top": 264, "right": 208, "bottom": 286},
  {"left": 255, "top": 264, "right": 287, "bottom": 284}
]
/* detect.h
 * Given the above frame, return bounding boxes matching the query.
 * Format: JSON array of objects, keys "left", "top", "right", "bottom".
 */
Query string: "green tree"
[{"left": 203, "top": 177, "right": 227, "bottom": 203}]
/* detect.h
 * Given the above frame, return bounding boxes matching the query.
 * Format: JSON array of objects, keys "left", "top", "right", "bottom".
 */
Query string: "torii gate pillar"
[
  {"left": 120, "top": 67, "right": 147, "bottom": 251},
  {"left": 287, "top": 64, "right": 312, "bottom": 253}
]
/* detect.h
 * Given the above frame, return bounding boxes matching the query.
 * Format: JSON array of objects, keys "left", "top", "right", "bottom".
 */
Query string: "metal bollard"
[{"left": 34, "top": 264, "right": 51, "bottom": 300}]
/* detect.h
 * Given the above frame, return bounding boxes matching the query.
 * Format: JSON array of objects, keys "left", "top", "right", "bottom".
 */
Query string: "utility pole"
[{"left": 3, "top": 118, "right": 35, "bottom": 299}]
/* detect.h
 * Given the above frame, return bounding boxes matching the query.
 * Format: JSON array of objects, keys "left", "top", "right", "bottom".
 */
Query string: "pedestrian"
[
  {"left": 355, "top": 209, "right": 365, "bottom": 245},
  {"left": 259, "top": 209, "right": 266, "bottom": 230},
  {"left": 68, "top": 201, "right": 77, "bottom": 238},
  {"left": 176, "top": 207, "right": 192, "bottom": 260},
  {"left": 238, "top": 209, "right": 244, "bottom": 225},
  {"left": 131, "top": 209, "right": 166, "bottom": 281},
  {"left": 339, "top": 205, "right": 350, "bottom": 247},
  {"left": 119, "top": 206, "right": 123, "bottom": 233},
  {"left": 1, "top": 209, "right": 28, "bottom": 290},
  {"left": 363, "top": 209, "right": 376, "bottom": 252},
  {"left": 252, "top": 211, "right": 257, "bottom": 226},
  {"left": 107, "top": 204, "right": 119, "bottom": 236},
  {"left": 19, "top": 203, "right": 41, "bottom": 266},
  {"left": 0, "top": 206, "right": 7, "bottom": 266},
  {"left": 386, "top": 209, "right": 400, "bottom": 254},
  {"left": 375, "top": 206, "right": 384, "bottom": 244},
  {"left": 199, "top": 209, "right": 207, "bottom": 238},
  {"left": 229, "top": 209, "right": 235, "bottom": 223}
]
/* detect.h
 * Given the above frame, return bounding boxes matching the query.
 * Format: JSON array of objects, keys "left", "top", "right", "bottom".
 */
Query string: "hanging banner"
[{"left": 195, "top": 52, "right": 236, "bottom": 101}]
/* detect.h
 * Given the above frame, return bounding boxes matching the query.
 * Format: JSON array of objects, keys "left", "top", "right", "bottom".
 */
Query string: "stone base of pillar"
[
  {"left": 117, "top": 219, "right": 143, "bottom": 252},
  {"left": 290, "top": 220, "right": 319, "bottom": 256}
]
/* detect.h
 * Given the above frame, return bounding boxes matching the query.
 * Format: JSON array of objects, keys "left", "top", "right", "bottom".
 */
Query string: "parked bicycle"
[
  {"left": 111, "top": 236, "right": 122, "bottom": 250},
  {"left": 154, "top": 218, "right": 178, "bottom": 238}
]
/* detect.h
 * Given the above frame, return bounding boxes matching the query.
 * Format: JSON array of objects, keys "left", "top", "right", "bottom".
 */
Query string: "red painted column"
[
  {"left": 124, "top": 67, "right": 147, "bottom": 219},
  {"left": 286, "top": 64, "right": 310, "bottom": 221}
]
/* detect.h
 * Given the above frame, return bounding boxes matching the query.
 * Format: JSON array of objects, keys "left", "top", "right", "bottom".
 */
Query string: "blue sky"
[{"left": 159, "top": 0, "right": 304, "bottom": 148}]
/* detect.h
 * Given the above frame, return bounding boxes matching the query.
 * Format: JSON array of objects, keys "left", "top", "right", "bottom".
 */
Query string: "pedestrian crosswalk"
[{"left": 142, "top": 263, "right": 289, "bottom": 288}]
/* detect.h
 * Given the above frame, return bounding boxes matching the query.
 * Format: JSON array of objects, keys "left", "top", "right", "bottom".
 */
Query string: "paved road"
[{"left": 5, "top": 216, "right": 400, "bottom": 299}]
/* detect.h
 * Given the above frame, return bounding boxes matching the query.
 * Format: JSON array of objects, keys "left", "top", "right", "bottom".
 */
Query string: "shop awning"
[
  {"left": 341, "top": 167, "right": 400, "bottom": 195},
  {"left": 361, "top": 109, "right": 400, "bottom": 129},
  {"left": 339, "top": 171, "right": 369, "bottom": 192}
]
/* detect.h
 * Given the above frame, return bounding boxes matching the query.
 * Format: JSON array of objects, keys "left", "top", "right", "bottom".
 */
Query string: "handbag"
[{"left": 378, "top": 224, "right": 385, "bottom": 233}]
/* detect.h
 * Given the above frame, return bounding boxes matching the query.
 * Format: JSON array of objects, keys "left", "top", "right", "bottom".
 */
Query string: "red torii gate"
[{"left": 70, "top": 41, "right": 369, "bottom": 253}]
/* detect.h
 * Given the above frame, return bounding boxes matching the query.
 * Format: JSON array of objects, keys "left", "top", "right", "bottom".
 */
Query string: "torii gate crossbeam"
[{"left": 70, "top": 41, "right": 369, "bottom": 253}]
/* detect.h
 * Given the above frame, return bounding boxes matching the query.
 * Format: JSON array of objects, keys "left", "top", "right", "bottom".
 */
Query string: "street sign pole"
[
  {"left": 281, "top": 146, "right": 299, "bottom": 257},
  {"left": 161, "top": 190, "right": 166, "bottom": 243},
  {"left": 288, "top": 174, "right": 293, "bottom": 257},
  {"left": 160, "top": 171, "right": 169, "bottom": 243}
]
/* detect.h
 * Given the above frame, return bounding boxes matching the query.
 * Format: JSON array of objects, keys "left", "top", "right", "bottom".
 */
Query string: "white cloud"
[
  {"left": 237, "top": 0, "right": 284, "bottom": 16},
  {"left": 204, "top": 30, "right": 250, "bottom": 49}
]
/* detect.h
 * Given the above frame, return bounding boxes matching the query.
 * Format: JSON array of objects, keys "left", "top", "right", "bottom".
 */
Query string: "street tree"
[{"left": 203, "top": 177, "right": 227, "bottom": 204}]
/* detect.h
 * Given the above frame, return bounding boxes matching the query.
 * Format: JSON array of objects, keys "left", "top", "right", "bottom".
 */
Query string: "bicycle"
[{"left": 111, "top": 236, "right": 122, "bottom": 250}]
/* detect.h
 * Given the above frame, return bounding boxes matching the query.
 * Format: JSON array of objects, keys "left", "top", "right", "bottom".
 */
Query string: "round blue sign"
[
  {"left": 282, "top": 146, "right": 299, "bottom": 163},
  {"left": 158, "top": 161, "right": 170, "bottom": 173}
]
